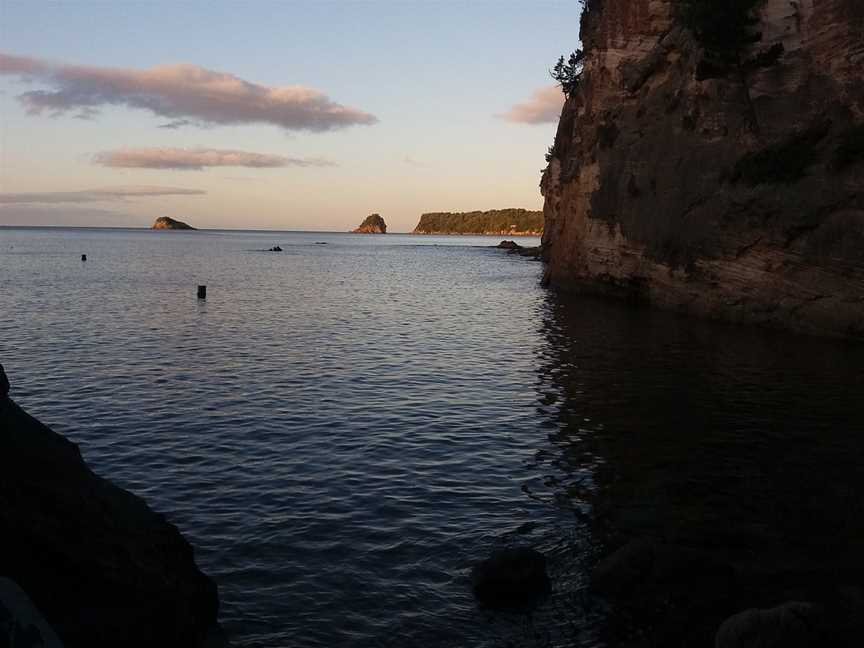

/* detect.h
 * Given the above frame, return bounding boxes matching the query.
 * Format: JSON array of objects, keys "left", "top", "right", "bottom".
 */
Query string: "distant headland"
[
  {"left": 152, "top": 216, "right": 196, "bottom": 230},
  {"left": 412, "top": 209, "right": 542, "bottom": 235},
  {"left": 352, "top": 214, "right": 387, "bottom": 234}
]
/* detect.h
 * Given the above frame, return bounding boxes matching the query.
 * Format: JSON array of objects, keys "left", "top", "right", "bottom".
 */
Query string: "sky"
[{"left": 0, "top": 0, "right": 580, "bottom": 232}]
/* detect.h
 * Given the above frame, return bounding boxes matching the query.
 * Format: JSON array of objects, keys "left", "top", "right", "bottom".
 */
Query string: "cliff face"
[
  {"left": 541, "top": 0, "right": 864, "bottom": 338},
  {"left": 413, "top": 209, "right": 543, "bottom": 235},
  {"left": 0, "top": 365, "right": 221, "bottom": 647},
  {"left": 352, "top": 213, "right": 387, "bottom": 233}
]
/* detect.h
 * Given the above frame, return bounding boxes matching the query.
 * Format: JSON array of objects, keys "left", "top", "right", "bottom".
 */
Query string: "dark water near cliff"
[{"left": 2, "top": 227, "right": 863, "bottom": 647}]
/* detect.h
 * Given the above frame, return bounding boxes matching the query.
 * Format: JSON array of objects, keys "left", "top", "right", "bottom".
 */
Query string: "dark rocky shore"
[{"left": 0, "top": 364, "right": 223, "bottom": 647}]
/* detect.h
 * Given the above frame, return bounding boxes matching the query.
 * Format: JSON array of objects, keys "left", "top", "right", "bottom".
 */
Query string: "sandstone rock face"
[
  {"left": 541, "top": 0, "right": 864, "bottom": 338},
  {"left": 152, "top": 216, "right": 196, "bottom": 230},
  {"left": 0, "top": 368, "right": 220, "bottom": 647},
  {"left": 352, "top": 213, "right": 387, "bottom": 233}
]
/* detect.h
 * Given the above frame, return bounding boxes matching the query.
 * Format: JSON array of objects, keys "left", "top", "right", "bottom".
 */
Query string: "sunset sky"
[{"left": 0, "top": 1, "right": 580, "bottom": 232}]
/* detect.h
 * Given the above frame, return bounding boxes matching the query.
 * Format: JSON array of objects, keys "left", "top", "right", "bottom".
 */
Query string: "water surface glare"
[{"left": 2, "top": 227, "right": 863, "bottom": 647}]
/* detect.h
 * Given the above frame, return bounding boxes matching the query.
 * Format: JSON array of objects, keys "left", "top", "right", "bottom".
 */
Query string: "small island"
[
  {"left": 352, "top": 214, "right": 387, "bottom": 234},
  {"left": 152, "top": 216, "right": 196, "bottom": 230},
  {"left": 412, "top": 209, "right": 542, "bottom": 235}
]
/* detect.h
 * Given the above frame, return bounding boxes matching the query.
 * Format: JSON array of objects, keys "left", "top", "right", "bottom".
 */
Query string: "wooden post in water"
[
  {"left": 197, "top": 285, "right": 207, "bottom": 300},
  {"left": 81, "top": 254, "right": 87, "bottom": 262}
]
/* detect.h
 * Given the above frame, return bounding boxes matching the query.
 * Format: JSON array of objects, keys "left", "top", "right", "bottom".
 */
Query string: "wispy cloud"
[
  {"left": 93, "top": 147, "right": 335, "bottom": 170},
  {"left": 0, "top": 52, "right": 378, "bottom": 132},
  {"left": 404, "top": 156, "right": 428, "bottom": 168},
  {"left": 0, "top": 205, "right": 138, "bottom": 226},
  {"left": 497, "top": 85, "right": 563, "bottom": 124},
  {"left": 0, "top": 186, "right": 206, "bottom": 204}
]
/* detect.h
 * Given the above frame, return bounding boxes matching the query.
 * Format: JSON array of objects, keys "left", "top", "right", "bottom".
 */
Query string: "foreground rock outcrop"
[
  {"left": 0, "top": 364, "right": 221, "bottom": 647},
  {"left": 541, "top": 0, "right": 864, "bottom": 338},
  {"left": 352, "top": 214, "right": 387, "bottom": 233},
  {"left": 152, "top": 216, "right": 196, "bottom": 230},
  {"left": 413, "top": 209, "right": 543, "bottom": 235}
]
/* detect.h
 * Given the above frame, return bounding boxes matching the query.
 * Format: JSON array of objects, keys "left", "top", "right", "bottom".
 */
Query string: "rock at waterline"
[
  {"left": 352, "top": 213, "right": 387, "bottom": 234},
  {"left": 0, "top": 578, "right": 65, "bottom": 648},
  {"left": 715, "top": 602, "right": 820, "bottom": 648},
  {"left": 151, "top": 216, "right": 196, "bottom": 230},
  {"left": 0, "top": 368, "right": 222, "bottom": 647},
  {"left": 497, "top": 240, "right": 521, "bottom": 250},
  {"left": 269, "top": 245, "right": 283, "bottom": 252},
  {"left": 471, "top": 547, "right": 550, "bottom": 609}
]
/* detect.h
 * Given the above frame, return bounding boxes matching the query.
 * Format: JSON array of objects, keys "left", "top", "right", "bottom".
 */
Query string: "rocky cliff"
[
  {"left": 0, "top": 364, "right": 222, "bottom": 647},
  {"left": 152, "top": 216, "right": 196, "bottom": 230},
  {"left": 413, "top": 209, "right": 543, "bottom": 235},
  {"left": 352, "top": 213, "right": 387, "bottom": 233},
  {"left": 541, "top": 0, "right": 864, "bottom": 338}
]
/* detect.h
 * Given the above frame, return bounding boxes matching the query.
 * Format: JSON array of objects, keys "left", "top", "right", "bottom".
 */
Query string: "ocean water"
[{"left": 2, "top": 227, "right": 863, "bottom": 647}]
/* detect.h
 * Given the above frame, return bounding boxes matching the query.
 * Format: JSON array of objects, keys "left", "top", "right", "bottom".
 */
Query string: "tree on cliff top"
[{"left": 679, "top": 0, "right": 763, "bottom": 63}]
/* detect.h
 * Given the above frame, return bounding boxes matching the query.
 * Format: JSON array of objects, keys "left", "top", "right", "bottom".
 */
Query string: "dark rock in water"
[
  {"left": 0, "top": 364, "right": 8, "bottom": 398},
  {"left": 497, "top": 240, "right": 521, "bottom": 250},
  {"left": 715, "top": 602, "right": 819, "bottom": 648},
  {"left": 269, "top": 246, "right": 282, "bottom": 252},
  {"left": 352, "top": 214, "right": 387, "bottom": 234},
  {"left": 314, "top": 242, "right": 328, "bottom": 245},
  {"left": 0, "top": 369, "right": 221, "bottom": 648},
  {"left": 151, "top": 216, "right": 196, "bottom": 231},
  {"left": 471, "top": 547, "right": 550, "bottom": 609},
  {"left": 0, "top": 577, "right": 64, "bottom": 648}
]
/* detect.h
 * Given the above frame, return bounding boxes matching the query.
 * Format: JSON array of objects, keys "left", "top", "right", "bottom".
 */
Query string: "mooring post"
[
  {"left": 81, "top": 254, "right": 87, "bottom": 262},
  {"left": 197, "top": 285, "right": 207, "bottom": 299}
]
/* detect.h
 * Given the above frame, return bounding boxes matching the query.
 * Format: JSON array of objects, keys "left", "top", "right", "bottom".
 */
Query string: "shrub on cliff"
[{"left": 550, "top": 50, "right": 585, "bottom": 98}]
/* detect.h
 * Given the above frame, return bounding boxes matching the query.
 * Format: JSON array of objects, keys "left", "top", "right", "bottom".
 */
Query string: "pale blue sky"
[{"left": 0, "top": 0, "right": 581, "bottom": 231}]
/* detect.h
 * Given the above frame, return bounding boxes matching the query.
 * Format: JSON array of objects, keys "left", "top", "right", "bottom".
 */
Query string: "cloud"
[
  {"left": 0, "top": 186, "right": 206, "bottom": 204},
  {"left": 404, "top": 156, "right": 428, "bottom": 168},
  {"left": 0, "top": 52, "right": 378, "bottom": 132},
  {"left": 93, "top": 147, "right": 335, "bottom": 170},
  {"left": 498, "top": 85, "right": 563, "bottom": 124},
  {"left": 0, "top": 205, "right": 139, "bottom": 226}
]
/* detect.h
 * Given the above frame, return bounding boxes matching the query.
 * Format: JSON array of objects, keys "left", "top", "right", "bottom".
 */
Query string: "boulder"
[
  {"left": 0, "top": 578, "right": 64, "bottom": 648},
  {"left": 496, "top": 240, "right": 521, "bottom": 250},
  {"left": 0, "top": 369, "right": 221, "bottom": 647},
  {"left": 471, "top": 547, "right": 550, "bottom": 609},
  {"left": 715, "top": 602, "right": 820, "bottom": 648}
]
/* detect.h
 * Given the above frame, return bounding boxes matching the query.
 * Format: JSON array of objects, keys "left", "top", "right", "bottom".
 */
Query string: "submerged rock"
[
  {"left": 471, "top": 547, "right": 550, "bottom": 609},
  {"left": 352, "top": 214, "right": 387, "bottom": 234},
  {"left": 0, "top": 369, "right": 221, "bottom": 647},
  {"left": 152, "top": 216, "right": 196, "bottom": 230}
]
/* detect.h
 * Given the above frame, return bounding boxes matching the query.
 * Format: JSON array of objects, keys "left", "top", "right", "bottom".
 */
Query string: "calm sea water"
[{"left": 2, "top": 227, "right": 863, "bottom": 647}]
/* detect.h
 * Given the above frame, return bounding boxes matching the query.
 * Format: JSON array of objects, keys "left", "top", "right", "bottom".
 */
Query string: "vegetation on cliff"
[
  {"left": 352, "top": 213, "right": 387, "bottom": 233},
  {"left": 152, "top": 216, "right": 196, "bottom": 230},
  {"left": 412, "top": 209, "right": 543, "bottom": 235}
]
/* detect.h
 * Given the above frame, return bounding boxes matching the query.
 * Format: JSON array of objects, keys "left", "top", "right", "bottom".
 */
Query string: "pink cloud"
[
  {"left": 0, "top": 52, "right": 378, "bottom": 132},
  {"left": 0, "top": 186, "right": 205, "bottom": 204},
  {"left": 498, "top": 86, "right": 563, "bottom": 124},
  {"left": 93, "top": 147, "right": 334, "bottom": 170}
]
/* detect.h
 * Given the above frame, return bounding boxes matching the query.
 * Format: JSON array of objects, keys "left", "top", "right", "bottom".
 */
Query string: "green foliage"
[
  {"left": 679, "top": 0, "right": 763, "bottom": 76},
  {"left": 413, "top": 209, "right": 543, "bottom": 234},
  {"left": 833, "top": 124, "right": 864, "bottom": 171},
  {"left": 732, "top": 121, "right": 830, "bottom": 186},
  {"left": 550, "top": 50, "right": 585, "bottom": 97}
]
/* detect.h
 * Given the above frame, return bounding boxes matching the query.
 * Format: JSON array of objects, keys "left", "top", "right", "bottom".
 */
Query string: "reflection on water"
[{"left": 532, "top": 291, "right": 864, "bottom": 645}]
